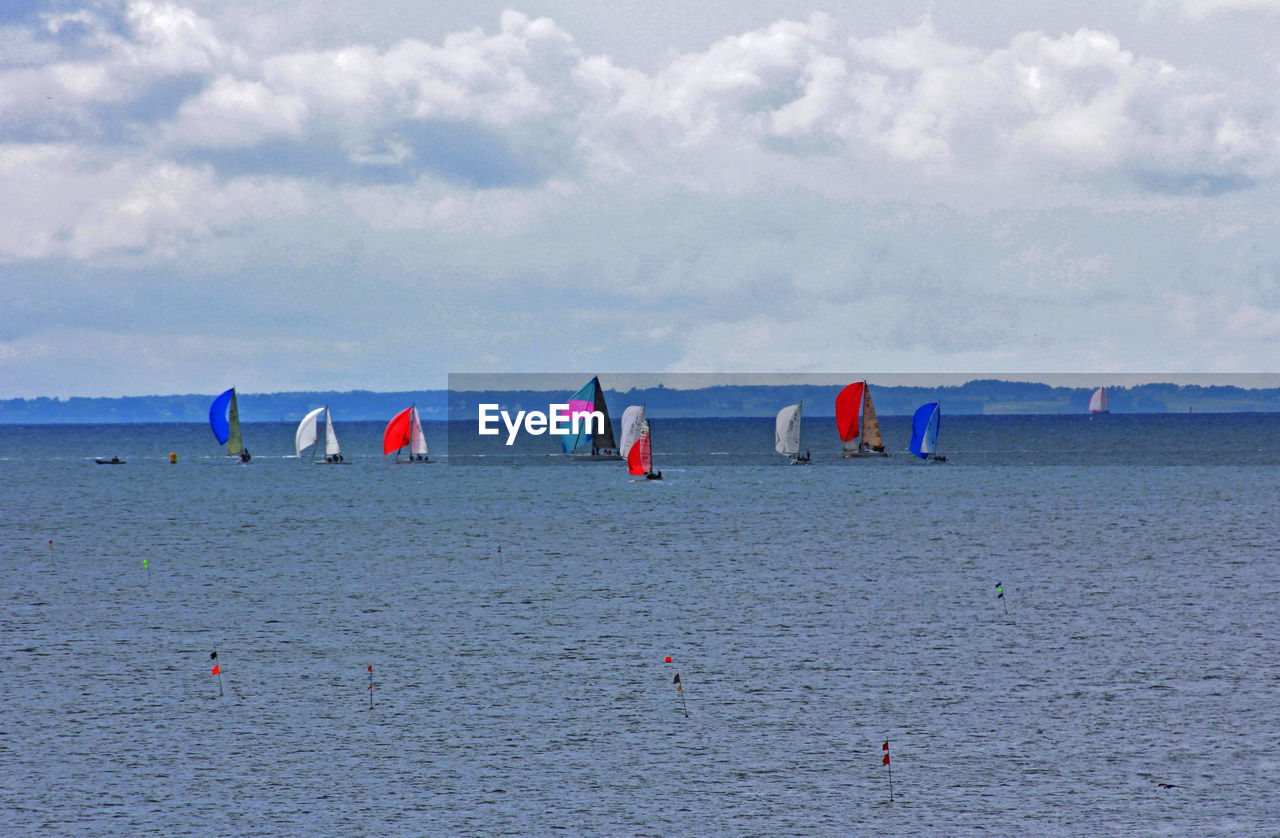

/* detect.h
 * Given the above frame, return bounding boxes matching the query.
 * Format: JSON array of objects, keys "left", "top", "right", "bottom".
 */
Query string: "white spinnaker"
[
  {"left": 775, "top": 402, "right": 802, "bottom": 456},
  {"left": 619, "top": 405, "right": 646, "bottom": 459},
  {"left": 295, "top": 407, "right": 325, "bottom": 458}
]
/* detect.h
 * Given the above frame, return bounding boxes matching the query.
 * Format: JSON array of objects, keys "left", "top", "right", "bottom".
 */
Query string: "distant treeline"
[
  {"left": 5, "top": 380, "right": 1280, "bottom": 423},
  {"left": 452, "top": 380, "right": 1280, "bottom": 418},
  {"left": 0, "top": 391, "right": 448, "bottom": 424}
]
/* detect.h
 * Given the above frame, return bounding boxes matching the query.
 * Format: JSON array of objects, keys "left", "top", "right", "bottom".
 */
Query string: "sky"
[{"left": 3, "top": 0, "right": 1280, "bottom": 397}]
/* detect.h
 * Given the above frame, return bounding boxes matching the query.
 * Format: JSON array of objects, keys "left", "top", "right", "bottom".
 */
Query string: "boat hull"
[{"left": 571, "top": 453, "right": 622, "bottom": 462}]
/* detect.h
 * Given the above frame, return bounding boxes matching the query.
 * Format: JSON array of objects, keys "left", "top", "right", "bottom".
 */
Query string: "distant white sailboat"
[
  {"left": 774, "top": 402, "right": 809, "bottom": 464},
  {"left": 296, "top": 406, "right": 346, "bottom": 463},
  {"left": 1089, "top": 387, "right": 1109, "bottom": 415}
]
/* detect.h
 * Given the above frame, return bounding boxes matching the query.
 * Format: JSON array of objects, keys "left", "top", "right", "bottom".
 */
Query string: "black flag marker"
[{"left": 672, "top": 673, "right": 687, "bottom": 717}]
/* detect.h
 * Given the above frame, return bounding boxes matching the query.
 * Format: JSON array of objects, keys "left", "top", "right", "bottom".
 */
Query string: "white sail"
[
  {"left": 295, "top": 406, "right": 325, "bottom": 458},
  {"left": 619, "top": 405, "right": 646, "bottom": 460},
  {"left": 1089, "top": 387, "right": 1108, "bottom": 413},
  {"left": 775, "top": 402, "right": 802, "bottom": 456},
  {"left": 409, "top": 406, "right": 428, "bottom": 457},
  {"left": 324, "top": 408, "right": 341, "bottom": 457}
]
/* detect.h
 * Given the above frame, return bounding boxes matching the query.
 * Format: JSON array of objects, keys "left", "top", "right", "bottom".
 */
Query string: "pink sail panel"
[
  {"left": 383, "top": 407, "right": 413, "bottom": 455},
  {"left": 835, "top": 382, "right": 865, "bottom": 441}
]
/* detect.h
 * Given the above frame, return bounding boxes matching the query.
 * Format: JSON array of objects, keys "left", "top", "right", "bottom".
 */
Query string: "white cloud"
[{"left": 2, "top": 4, "right": 1280, "bottom": 393}]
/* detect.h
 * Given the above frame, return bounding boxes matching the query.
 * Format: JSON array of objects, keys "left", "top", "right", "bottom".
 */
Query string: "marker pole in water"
[
  {"left": 673, "top": 673, "right": 688, "bottom": 718},
  {"left": 211, "top": 649, "right": 223, "bottom": 697},
  {"left": 367, "top": 664, "right": 374, "bottom": 710},
  {"left": 996, "top": 582, "right": 1008, "bottom": 616},
  {"left": 143, "top": 557, "right": 150, "bottom": 583},
  {"left": 883, "top": 740, "right": 893, "bottom": 803}
]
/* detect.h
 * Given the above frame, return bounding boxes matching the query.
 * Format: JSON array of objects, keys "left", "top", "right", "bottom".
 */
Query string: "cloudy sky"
[{"left": 3, "top": 0, "right": 1280, "bottom": 397}]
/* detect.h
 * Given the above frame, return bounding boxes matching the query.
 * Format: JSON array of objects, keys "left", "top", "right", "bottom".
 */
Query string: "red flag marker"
[
  {"left": 882, "top": 740, "right": 893, "bottom": 802},
  {"left": 367, "top": 664, "right": 374, "bottom": 709},
  {"left": 210, "top": 650, "right": 223, "bottom": 697}
]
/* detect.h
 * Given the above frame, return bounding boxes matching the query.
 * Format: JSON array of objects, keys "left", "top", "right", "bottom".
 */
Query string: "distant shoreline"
[{"left": 4, "top": 380, "right": 1280, "bottom": 423}]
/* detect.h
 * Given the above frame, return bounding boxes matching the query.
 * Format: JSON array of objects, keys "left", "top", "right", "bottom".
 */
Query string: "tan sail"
[
  {"left": 862, "top": 385, "right": 883, "bottom": 449},
  {"left": 227, "top": 390, "right": 243, "bottom": 455}
]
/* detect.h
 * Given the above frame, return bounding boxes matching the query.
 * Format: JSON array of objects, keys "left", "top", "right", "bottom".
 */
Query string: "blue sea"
[{"left": 4, "top": 415, "right": 1280, "bottom": 836}]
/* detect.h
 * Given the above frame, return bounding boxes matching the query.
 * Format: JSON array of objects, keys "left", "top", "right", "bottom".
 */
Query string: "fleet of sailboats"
[
  {"left": 209, "top": 387, "right": 250, "bottom": 462},
  {"left": 295, "top": 406, "right": 345, "bottom": 463},
  {"left": 190, "top": 382, "right": 1138, "bottom": 466},
  {"left": 836, "top": 381, "right": 888, "bottom": 457},
  {"left": 383, "top": 405, "right": 430, "bottom": 462}
]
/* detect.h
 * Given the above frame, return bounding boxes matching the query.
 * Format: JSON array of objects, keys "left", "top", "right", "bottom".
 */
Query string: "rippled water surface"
[{"left": 4, "top": 417, "right": 1280, "bottom": 835}]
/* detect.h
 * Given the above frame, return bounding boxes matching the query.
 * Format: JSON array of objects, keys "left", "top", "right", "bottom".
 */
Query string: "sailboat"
[
  {"left": 836, "top": 381, "right": 888, "bottom": 457},
  {"left": 621, "top": 405, "right": 662, "bottom": 479},
  {"left": 296, "top": 406, "right": 346, "bottom": 463},
  {"left": 563, "top": 376, "right": 621, "bottom": 460},
  {"left": 774, "top": 402, "right": 809, "bottom": 464},
  {"left": 384, "top": 405, "right": 430, "bottom": 462},
  {"left": 1088, "top": 387, "right": 1109, "bottom": 415},
  {"left": 909, "top": 402, "right": 946, "bottom": 462},
  {"left": 626, "top": 419, "right": 662, "bottom": 480},
  {"left": 209, "top": 387, "right": 250, "bottom": 462}
]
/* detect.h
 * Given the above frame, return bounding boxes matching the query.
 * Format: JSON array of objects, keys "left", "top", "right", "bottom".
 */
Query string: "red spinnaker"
[
  {"left": 383, "top": 407, "right": 413, "bottom": 455},
  {"left": 627, "top": 432, "right": 651, "bottom": 475},
  {"left": 835, "top": 382, "right": 864, "bottom": 441}
]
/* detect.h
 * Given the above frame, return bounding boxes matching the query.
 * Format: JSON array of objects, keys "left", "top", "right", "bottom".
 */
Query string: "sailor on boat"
[
  {"left": 645, "top": 470, "right": 663, "bottom": 480},
  {"left": 240, "top": 449, "right": 252, "bottom": 463}
]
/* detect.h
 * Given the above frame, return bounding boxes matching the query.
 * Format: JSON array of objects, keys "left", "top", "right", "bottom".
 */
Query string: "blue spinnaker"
[
  {"left": 210, "top": 388, "right": 234, "bottom": 444},
  {"left": 909, "top": 402, "right": 939, "bottom": 459}
]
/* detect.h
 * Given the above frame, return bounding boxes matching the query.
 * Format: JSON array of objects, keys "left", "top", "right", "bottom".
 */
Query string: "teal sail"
[
  {"left": 909, "top": 402, "right": 940, "bottom": 459},
  {"left": 559, "top": 377, "right": 617, "bottom": 454},
  {"left": 210, "top": 388, "right": 234, "bottom": 445},
  {"left": 561, "top": 379, "right": 596, "bottom": 453}
]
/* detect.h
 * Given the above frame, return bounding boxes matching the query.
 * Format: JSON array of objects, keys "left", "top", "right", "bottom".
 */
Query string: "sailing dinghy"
[
  {"left": 563, "top": 376, "right": 621, "bottom": 460},
  {"left": 775, "top": 402, "right": 809, "bottom": 464},
  {"left": 836, "top": 381, "right": 888, "bottom": 457},
  {"left": 621, "top": 405, "right": 662, "bottom": 479},
  {"left": 296, "top": 406, "right": 346, "bottom": 463},
  {"left": 1089, "top": 387, "right": 1109, "bottom": 415},
  {"left": 384, "top": 406, "right": 430, "bottom": 462},
  {"left": 909, "top": 402, "right": 946, "bottom": 462},
  {"left": 626, "top": 418, "right": 662, "bottom": 480},
  {"left": 210, "top": 387, "right": 251, "bottom": 462}
]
